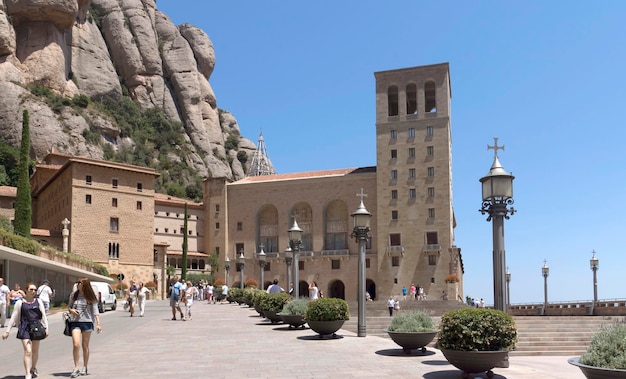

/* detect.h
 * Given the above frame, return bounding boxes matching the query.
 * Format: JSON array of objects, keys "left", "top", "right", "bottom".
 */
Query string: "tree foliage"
[{"left": 14, "top": 110, "right": 31, "bottom": 238}]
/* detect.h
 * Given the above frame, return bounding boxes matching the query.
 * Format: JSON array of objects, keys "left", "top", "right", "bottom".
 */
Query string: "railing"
[
  {"left": 507, "top": 299, "right": 626, "bottom": 316},
  {"left": 422, "top": 244, "right": 440, "bottom": 252},
  {"left": 320, "top": 249, "right": 349, "bottom": 256},
  {"left": 385, "top": 246, "right": 404, "bottom": 254}
]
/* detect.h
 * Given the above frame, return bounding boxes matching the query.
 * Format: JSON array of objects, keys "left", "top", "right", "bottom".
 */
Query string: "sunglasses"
[{"left": 28, "top": 288, "right": 37, "bottom": 291}]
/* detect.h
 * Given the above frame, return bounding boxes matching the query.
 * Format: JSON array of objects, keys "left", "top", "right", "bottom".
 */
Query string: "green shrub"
[
  {"left": 387, "top": 310, "right": 436, "bottom": 333},
  {"left": 227, "top": 287, "right": 244, "bottom": 303},
  {"left": 259, "top": 293, "right": 292, "bottom": 313},
  {"left": 0, "top": 228, "right": 38, "bottom": 254},
  {"left": 254, "top": 290, "right": 269, "bottom": 309},
  {"left": 580, "top": 324, "right": 626, "bottom": 369},
  {"left": 72, "top": 94, "right": 90, "bottom": 108},
  {"left": 280, "top": 298, "right": 309, "bottom": 316},
  {"left": 243, "top": 288, "right": 262, "bottom": 306},
  {"left": 305, "top": 298, "right": 350, "bottom": 321},
  {"left": 437, "top": 308, "right": 517, "bottom": 351}
]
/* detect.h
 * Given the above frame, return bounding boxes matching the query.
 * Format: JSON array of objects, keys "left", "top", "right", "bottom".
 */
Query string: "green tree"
[
  {"left": 181, "top": 203, "right": 188, "bottom": 280},
  {"left": 14, "top": 110, "right": 31, "bottom": 238}
]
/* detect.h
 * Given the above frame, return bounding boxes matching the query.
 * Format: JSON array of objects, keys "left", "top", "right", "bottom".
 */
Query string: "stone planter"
[
  {"left": 383, "top": 330, "right": 437, "bottom": 353},
  {"left": 306, "top": 320, "right": 345, "bottom": 338},
  {"left": 263, "top": 310, "right": 283, "bottom": 324},
  {"left": 568, "top": 357, "right": 626, "bottom": 379},
  {"left": 440, "top": 349, "right": 510, "bottom": 378},
  {"left": 446, "top": 282, "right": 459, "bottom": 301},
  {"left": 279, "top": 314, "right": 307, "bottom": 329}
]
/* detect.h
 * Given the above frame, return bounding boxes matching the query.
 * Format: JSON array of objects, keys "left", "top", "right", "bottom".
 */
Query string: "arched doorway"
[
  {"left": 298, "top": 280, "right": 308, "bottom": 298},
  {"left": 328, "top": 280, "right": 346, "bottom": 300},
  {"left": 366, "top": 279, "right": 376, "bottom": 300}
]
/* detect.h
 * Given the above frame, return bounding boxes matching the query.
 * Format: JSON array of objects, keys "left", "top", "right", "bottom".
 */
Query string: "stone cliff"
[{"left": 0, "top": 0, "right": 263, "bottom": 181}]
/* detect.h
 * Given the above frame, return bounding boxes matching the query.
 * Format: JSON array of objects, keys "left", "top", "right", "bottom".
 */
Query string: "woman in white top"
[
  {"left": 308, "top": 281, "right": 319, "bottom": 300},
  {"left": 136, "top": 282, "right": 150, "bottom": 317},
  {"left": 67, "top": 278, "right": 101, "bottom": 378},
  {"left": 184, "top": 281, "right": 198, "bottom": 321}
]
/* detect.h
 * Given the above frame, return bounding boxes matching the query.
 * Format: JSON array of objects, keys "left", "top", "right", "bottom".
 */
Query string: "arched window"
[
  {"left": 425, "top": 81, "right": 436, "bottom": 113},
  {"left": 387, "top": 86, "right": 398, "bottom": 116},
  {"left": 258, "top": 204, "right": 279, "bottom": 253},
  {"left": 406, "top": 83, "right": 417, "bottom": 115}
]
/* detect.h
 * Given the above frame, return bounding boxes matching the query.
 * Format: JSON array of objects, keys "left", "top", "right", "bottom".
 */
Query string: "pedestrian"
[
  {"left": 220, "top": 283, "right": 228, "bottom": 303},
  {"left": 127, "top": 281, "right": 137, "bottom": 317},
  {"left": 36, "top": 280, "right": 54, "bottom": 315},
  {"left": 402, "top": 286, "right": 407, "bottom": 301},
  {"left": 2, "top": 282, "right": 48, "bottom": 379},
  {"left": 442, "top": 290, "right": 448, "bottom": 300},
  {"left": 418, "top": 286, "right": 425, "bottom": 301},
  {"left": 67, "top": 277, "right": 102, "bottom": 378},
  {"left": 136, "top": 282, "right": 150, "bottom": 317},
  {"left": 184, "top": 281, "right": 198, "bottom": 320},
  {"left": 206, "top": 283, "right": 214, "bottom": 304},
  {"left": 387, "top": 296, "right": 395, "bottom": 316},
  {"left": 0, "top": 277, "right": 9, "bottom": 328},
  {"left": 169, "top": 276, "right": 184, "bottom": 320},
  {"left": 394, "top": 297, "right": 401, "bottom": 312},
  {"left": 308, "top": 281, "right": 319, "bottom": 300},
  {"left": 266, "top": 279, "right": 284, "bottom": 294},
  {"left": 288, "top": 282, "right": 294, "bottom": 296},
  {"left": 9, "top": 283, "right": 25, "bottom": 317},
  {"left": 410, "top": 284, "right": 416, "bottom": 301}
]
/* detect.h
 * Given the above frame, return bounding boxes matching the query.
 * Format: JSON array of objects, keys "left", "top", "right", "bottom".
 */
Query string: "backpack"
[{"left": 171, "top": 283, "right": 181, "bottom": 299}]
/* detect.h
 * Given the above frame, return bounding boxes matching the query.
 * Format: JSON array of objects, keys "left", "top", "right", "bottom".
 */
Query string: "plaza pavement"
[{"left": 0, "top": 299, "right": 585, "bottom": 378}]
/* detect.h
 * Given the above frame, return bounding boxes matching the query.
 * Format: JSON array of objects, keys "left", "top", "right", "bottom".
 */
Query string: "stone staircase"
[{"left": 341, "top": 300, "right": 625, "bottom": 356}]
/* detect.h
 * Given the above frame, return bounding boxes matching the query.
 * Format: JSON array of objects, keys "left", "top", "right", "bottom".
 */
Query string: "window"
[
  {"left": 408, "top": 148, "right": 415, "bottom": 158},
  {"left": 426, "top": 126, "right": 433, "bottom": 136},
  {"left": 427, "top": 146, "right": 434, "bottom": 156},
  {"left": 408, "top": 127, "right": 415, "bottom": 137},
  {"left": 85, "top": 175, "right": 92, "bottom": 185},
  {"left": 215, "top": 222, "right": 220, "bottom": 229},
  {"left": 426, "top": 232, "right": 438, "bottom": 245},
  {"left": 136, "top": 183, "right": 142, "bottom": 192},
  {"left": 325, "top": 233, "right": 347, "bottom": 250},
  {"left": 406, "top": 83, "right": 417, "bottom": 114},
  {"left": 390, "top": 129, "right": 397, "bottom": 139},
  {"left": 428, "top": 255, "right": 437, "bottom": 265},
  {"left": 136, "top": 201, "right": 142, "bottom": 210},
  {"left": 108, "top": 242, "right": 119, "bottom": 259},
  {"left": 428, "top": 208, "right": 436, "bottom": 218},
  {"left": 392, "top": 256, "right": 400, "bottom": 267},
  {"left": 110, "top": 217, "right": 119, "bottom": 232},
  {"left": 409, "top": 188, "right": 416, "bottom": 198},
  {"left": 387, "top": 85, "right": 398, "bottom": 116},
  {"left": 391, "top": 210, "right": 398, "bottom": 220},
  {"left": 391, "top": 190, "right": 398, "bottom": 200},
  {"left": 408, "top": 168, "right": 416, "bottom": 178},
  {"left": 237, "top": 222, "right": 243, "bottom": 231},
  {"left": 155, "top": 228, "right": 159, "bottom": 233},
  {"left": 428, "top": 187, "right": 435, "bottom": 197},
  {"left": 215, "top": 204, "right": 220, "bottom": 213},
  {"left": 425, "top": 80, "right": 436, "bottom": 112},
  {"left": 298, "top": 261, "right": 304, "bottom": 270},
  {"left": 427, "top": 167, "right": 435, "bottom": 177},
  {"left": 85, "top": 194, "right": 92, "bottom": 204},
  {"left": 366, "top": 258, "right": 370, "bottom": 269},
  {"left": 390, "top": 170, "right": 397, "bottom": 180},
  {"left": 332, "top": 260, "right": 341, "bottom": 270},
  {"left": 389, "top": 233, "right": 401, "bottom": 246},
  {"left": 112, "top": 178, "right": 118, "bottom": 188},
  {"left": 390, "top": 149, "right": 397, "bottom": 159},
  {"left": 111, "top": 198, "right": 118, "bottom": 207},
  {"left": 164, "top": 228, "right": 169, "bottom": 233}
]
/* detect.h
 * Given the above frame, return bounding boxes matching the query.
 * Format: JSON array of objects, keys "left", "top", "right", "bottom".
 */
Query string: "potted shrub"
[
  {"left": 279, "top": 298, "right": 309, "bottom": 329},
  {"left": 304, "top": 298, "right": 350, "bottom": 338},
  {"left": 227, "top": 287, "right": 244, "bottom": 304},
  {"left": 384, "top": 310, "right": 438, "bottom": 353},
  {"left": 437, "top": 308, "right": 517, "bottom": 378},
  {"left": 253, "top": 290, "right": 269, "bottom": 317},
  {"left": 259, "top": 293, "right": 292, "bottom": 324},
  {"left": 243, "top": 288, "right": 258, "bottom": 307},
  {"left": 244, "top": 278, "right": 258, "bottom": 289},
  {"left": 568, "top": 324, "right": 626, "bottom": 379}
]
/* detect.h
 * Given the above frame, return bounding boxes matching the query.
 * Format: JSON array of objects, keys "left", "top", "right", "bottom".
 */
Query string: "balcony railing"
[
  {"left": 386, "top": 245, "right": 404, "bottom": 254},
  {"left": 422, "top": 244, "right": 441, "bottom": 252},
  {"left": 320, "top": 249, "right": 349, "bottom": 256}
]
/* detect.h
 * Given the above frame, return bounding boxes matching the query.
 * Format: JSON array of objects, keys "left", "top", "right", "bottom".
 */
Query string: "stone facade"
[{"left": 0, "top": 186, "right": 16, "bottom": 223}]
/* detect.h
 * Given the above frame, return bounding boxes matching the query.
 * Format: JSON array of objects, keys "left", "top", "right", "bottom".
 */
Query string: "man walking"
[
  {"left": 0, "top": 277, "right": 9, "bottom": 327},
  {"left": 266, "top": 279, "right": 284, "bottom": 294},
  {"left": 36, "top": 279, "right": 54, "bottom": 315},
  {"left": 169, "top": 276, "right": 184, "bottom": 320}
]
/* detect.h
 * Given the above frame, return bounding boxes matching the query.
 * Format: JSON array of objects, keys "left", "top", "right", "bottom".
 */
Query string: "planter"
[
  {"left": 440, "top": 349, "right": 509, "bottom": 379},
  {"left": 279, "top": 314, "right": 307, "bottom": 329},
  {"left": 306, "top": 320, "right": 345, "bottom": 338},
  {"left": 263, "top": 310, "right": 283, "bottom": 324},
  {"left": 568, "top": 357, "right": 626, "bottom": 379},
  {"left": 384, "top": 330, "right": 437, "bottom": 353}
]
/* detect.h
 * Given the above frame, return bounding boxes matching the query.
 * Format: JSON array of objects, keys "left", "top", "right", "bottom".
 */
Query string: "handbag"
[
  {"left": 63, "top": 319, "right": 71, "bottom": 336},
  {"left": 29, "top": 321, "right": 47, "bottom": 340}
]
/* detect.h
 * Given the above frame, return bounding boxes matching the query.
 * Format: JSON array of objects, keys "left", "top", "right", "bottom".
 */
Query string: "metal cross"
[
  {"left": 487, "top": 137, "right": 505, "bottom": 159},
  {"left": 356, "top": 188, "right": 368, "bottom": 201}
]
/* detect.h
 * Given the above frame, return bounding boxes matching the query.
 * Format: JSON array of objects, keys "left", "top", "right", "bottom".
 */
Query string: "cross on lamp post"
[
  {"left": 505, "top": 267, "right": 511, "bottom": 310},
  {"left": 590, "top": 250, "right": 599, "bottom": 307},
  {"left": 257, "top": 245, "right": 266, "bottom": 290},
  {"left": 542, "top": 260, "right": 549, "bottom": 316},
  {"left": 351, "top": 188, "right": 372, "bottom": 337},
  {"left": 237, "top": 248, "right": 245, "bottom": 289},
  {"left": 479, "top": 137, "right": 516, "bottom": 312},
  {"left": 284, "top": 245, "right": 293, "bottom": 293},
  {"left": 288, "top": 216, "right": 302, "bottom": 299}
]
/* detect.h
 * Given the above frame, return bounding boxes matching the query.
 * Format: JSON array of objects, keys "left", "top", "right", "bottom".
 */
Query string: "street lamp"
[
  {"left": 284, "top": 245, "right": 293, "bottom": 293},
  {"left": 590, "top": 250, "right": 599, "bottom": 306},
  {"left": 351, "top": 189, "right": 372, "bottom": 338},
  {"left": 237, "top": 248, "right": 245, "bottom": 289},
  {"left": 257, "top": 245, "right": 267, "bottom": 291},
  {"left": 479, "top": 138, "right": 515, "bottom": 312},
  {"left": 224, "top": 256, "right": 230, "bottom": 286},
  {"left": 288, "top": 216, "right": 302, "bottom": 298},
  {"left": 542, "top": 260, "right": 549, "bottom": 316},
  {"left": 505, "top": 267, "right": 511, "bottom": 309}
]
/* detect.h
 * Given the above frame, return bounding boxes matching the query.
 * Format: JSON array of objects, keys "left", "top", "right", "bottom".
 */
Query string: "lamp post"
[
  {"left": 479, "top": 138, "right": 515, "bottom": 312},
  {"left": 257, "top": 245, "right": 266, "bottom": 291},
  {"left": 542, "top": 260, "right": 549, "bottom": 316},
  {"left": 237, "top": 248, "right": 245, "bottom": 289},
  {"left": 505, "top": 267, "right": 511, "bottom": 310},
  {"left": 590, "top": 250, "right": 599, "bottom": 306},
  {"left": 224, "top": 256, "right": 230, "bottom": 286},
  {"left": 351, "top": 189, "right": 372, "bottom": 338},
  {"left": 288, "top": 217, "right": 302, "bottom": 299},
  {"left": 284, "top": 246, "right": 293, "bottom": 293}
]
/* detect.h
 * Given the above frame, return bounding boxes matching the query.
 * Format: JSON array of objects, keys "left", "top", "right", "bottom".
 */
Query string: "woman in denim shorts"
[{"left": 67, "top": 278, "right": 102, "bottom": 378}]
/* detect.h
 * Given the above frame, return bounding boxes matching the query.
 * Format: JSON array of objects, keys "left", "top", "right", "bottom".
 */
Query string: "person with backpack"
[
  {"left": 36, "top": 280, "right": 54, "bottom": 315},
  {"left": 169, "top": 276, "right": 184, "bottom": 321}
]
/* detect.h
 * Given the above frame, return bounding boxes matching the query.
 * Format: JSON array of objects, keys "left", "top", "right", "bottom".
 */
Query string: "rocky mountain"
[{"left": 0, "top": 0, "right": 265, "bottom": 182}]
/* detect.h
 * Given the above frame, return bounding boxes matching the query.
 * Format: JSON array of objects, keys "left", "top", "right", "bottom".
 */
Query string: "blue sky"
[{"left": 158, "top": 1, "right": 626, "bottom": 305}]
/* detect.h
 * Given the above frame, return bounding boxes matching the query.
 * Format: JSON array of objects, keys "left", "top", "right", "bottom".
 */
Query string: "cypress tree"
[
  {"left": 14, "top": 109, "right": 32, "bottom": 238},
  {"left": 181, "top": 202, "right": 188, "bottom": 280}
]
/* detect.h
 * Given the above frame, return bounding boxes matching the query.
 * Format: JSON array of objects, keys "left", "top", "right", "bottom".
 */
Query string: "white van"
[{"left": 90, "top": 281, "right": 117, "bottom": 313}]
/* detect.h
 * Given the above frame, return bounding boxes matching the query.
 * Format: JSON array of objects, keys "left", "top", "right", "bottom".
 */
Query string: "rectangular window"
[
  {"left": 426, "top": 126, "right": 433, "bottom": 136},
  {"left": 426, "top": 232, "right": 438, "bottom": 245},
  {"left": 409, "top": 188, "right": 416, "bottom": 198},
  {"left": 136, "top": 183, "right": 143, "bottom": 192},
  {"left": 298, "top": 261, "right": 304, "bottom": 271},
  {"left": 366, "top": 258, "right": 370, "bottom": 269},
  {"left": 390, "top": 149, "right": 397, "bottom": 159},
  {"left": 331, "top": 260, "right": 341, "bottom": 270},
  {"left": 427, "top": 167, "right": 435, "bottom": 177},
  {"left": 390, "top": 130, "right": 397, "bottom": 139},
  {"left": 215, "top": 222, "right": 220, "bottom": 229},
  {"left": 325, "top": 233, "right": 347, "bottom": 250},
  {"left": 408, "top": 128, "right": 415, "bottom": 137},
  {"left": 428, "top": 208, "right": 435, "bottom": 218},
  {"left": 391, "top": 210, "right": 398, "bottom": 220},
  {"left": 85, "top": 194, "right": 92, "bottom": 204},
  {"left": 391, "top": 190, "right": 398, "bottom": 200},
  {"left": 428, "top": 255, "right": 437, "bottom": 265},
  {"left": 110, "top": 217, "right": 119, "bottom": 232},
  {"left": 390, "top": 233, "right": 401, "bottom": 246},
  {"left": 427, "top": 146, "right": 434, "bottom": 156},
  {"left": 237, "top": 222, "right": 243, "bottom": 231},
  {"left": 408, "top": 148, "right": 415, "bottom": 158},
  {"left": 111, "top": 198, "right": 118, "bottom": 207},
  {"left": 428, "top": 187, "right": 435, "bottom": 197},
  {"left": 215, "top": 204, "right": 220, "bottom": 213},
  {"left": 408, "top": 168, "right": 416, "bottom": 178},
  {"left": 390, "top": 170, "right": 397, "bottom": 180},
  {"left": 391, "top": 256, "right": 400, "bottom": 267},
  {"left": 86, "top": 175, "right": 92, "bottom": 185},
  {"left": 108, "top": 242, "right": 119, "bottom": 259},
  {"left": 136, "top": 201, "right": 142, "bottom": 210},
  {"left": 112, "top": 178, "right": 118, "bottom": 189}
]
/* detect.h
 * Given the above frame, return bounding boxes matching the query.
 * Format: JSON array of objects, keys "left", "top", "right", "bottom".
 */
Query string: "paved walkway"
[{"left": 0, "top": 300, "right": 585, "bottom": 378}]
